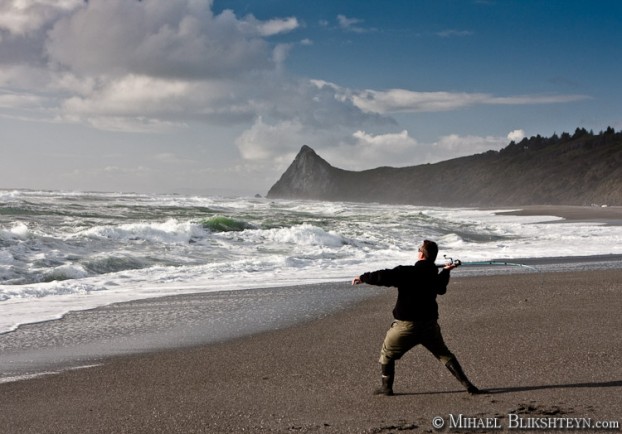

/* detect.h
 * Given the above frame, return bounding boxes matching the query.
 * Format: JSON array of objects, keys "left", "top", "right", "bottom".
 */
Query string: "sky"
[{"left": 0, "top": 0, "right": 621, "bottom": 196}]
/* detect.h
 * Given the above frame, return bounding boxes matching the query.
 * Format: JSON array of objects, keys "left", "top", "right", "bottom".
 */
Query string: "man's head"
[{"left": 419, "top": 240, "right": 438, "bottom": 262}]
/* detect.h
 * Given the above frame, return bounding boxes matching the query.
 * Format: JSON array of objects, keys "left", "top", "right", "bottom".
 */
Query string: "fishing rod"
[{"left": 437, "top": 255, "right": 541, "bottom": 273}]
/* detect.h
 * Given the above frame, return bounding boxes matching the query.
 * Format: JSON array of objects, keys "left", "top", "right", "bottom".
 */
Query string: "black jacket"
[{"left": 360, "top": 260, "right": 450, "bottom": 321}]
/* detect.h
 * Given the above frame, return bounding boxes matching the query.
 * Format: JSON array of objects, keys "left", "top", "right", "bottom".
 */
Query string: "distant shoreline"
[{"left": 495, "top": 204, "right": 622, "bottom": 225}]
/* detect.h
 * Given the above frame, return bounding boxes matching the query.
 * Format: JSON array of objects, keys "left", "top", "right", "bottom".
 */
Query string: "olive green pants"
[{"left": 379, "top": 319, "right": 455, "bottom": 365}]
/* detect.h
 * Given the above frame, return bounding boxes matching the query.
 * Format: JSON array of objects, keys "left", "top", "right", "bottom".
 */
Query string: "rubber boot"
[
  {"left": 445, "top": 358, "right": 486, "bottom": 395},
  {"left": 374, "top": 361, "right": 395, "bottom": 396}
]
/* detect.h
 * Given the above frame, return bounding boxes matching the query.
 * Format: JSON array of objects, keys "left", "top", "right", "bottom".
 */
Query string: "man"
[{"left": 352, "top": 240, "right": 485, "bottom": 396}]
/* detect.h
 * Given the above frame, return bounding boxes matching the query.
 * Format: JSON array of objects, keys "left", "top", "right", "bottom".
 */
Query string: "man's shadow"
[
  {"left": 486, "top": 379, "right": 622, "bottom": 395},
  {"left": 395, "top": 380, "right": 622, "bottom": 396}
]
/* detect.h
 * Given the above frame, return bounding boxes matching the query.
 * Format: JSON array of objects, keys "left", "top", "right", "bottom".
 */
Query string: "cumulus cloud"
[
  {"left": 352, "top": 129, "right": 417, "bottom": 149},
  {"left": 236, "top": 117, "right": 308, "bottom": 161},
  {"left": 325, "top": 130, "right": 420, "bottom": 169},
  {"left": 45, "top": 1, "right": 283, "bottom": 79},
  {"left": 62, "top": 75, "right": 190, "bottom": 115},
  {"left": 0, "top": 0, "right": 306, "bottom": 131},
  {"left": 507, "top": 129, "right": 526, "bottom": 142},
  {"left": 0, "top": 89, "right": 46, "bottom": 109},
  {"left": 0, "top": 0, "right": 81, "bottom": 36},
  {"left": 254, "top": 17, "right": 299, "bottom": 36}
]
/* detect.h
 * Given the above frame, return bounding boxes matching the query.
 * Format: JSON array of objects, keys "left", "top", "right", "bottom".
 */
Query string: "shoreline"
[
  {"left": 2, "top": 254, "right": 622, "bottom": 385},
  {"left": 495, "top": 204, "right": 622, "bottom": 225},
  {"left": 1, "top": 268, "right": 621, "bottom": 432},
  {"left": 0, "top": 282, "right": 386, "bottom": 383}
]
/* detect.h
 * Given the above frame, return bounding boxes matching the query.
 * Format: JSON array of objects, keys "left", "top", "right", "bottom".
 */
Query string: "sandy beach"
[{"left": 1, "top": 267, "right": 621, "bottom": 433}]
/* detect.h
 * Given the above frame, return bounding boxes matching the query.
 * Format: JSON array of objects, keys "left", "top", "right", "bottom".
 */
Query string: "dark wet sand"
[{"left": 1, "top": 269, "right": 621, "bottom": 433}]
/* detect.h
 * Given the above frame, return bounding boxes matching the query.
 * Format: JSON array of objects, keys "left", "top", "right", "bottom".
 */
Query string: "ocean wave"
[
  {"left": 251, "top": 223, "right": 348, "bottom": 247},
  {"left": 81, "top": 255, "right": 149, "bottom": 275},
  {"left": 78, "top": 219, "right": 206, "bottom": 244},
  {"left": 0, "top": 280, "right": 104, "bottom": 301},
  {"left": 438, "top": 233, "right": 465, "bottom": 247},
  {"left": 42, "top": 264, "right": 89, "bottom": 282},
  {"left": 0, "top": 222, "right": 30, "bottom": 240},
  {"left": 201, "top": 216, "right": 253, "bottom": 232}
]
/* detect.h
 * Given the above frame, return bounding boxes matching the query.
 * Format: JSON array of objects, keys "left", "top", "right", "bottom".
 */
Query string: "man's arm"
[
  {"left": 435, "top": 258, "right": 460, "bottom": 294},
  {"left": 352, "top": 267, "right": 402, "bottom": 287},
  {"left": 436, "top": 268, "right": 451, "bottom": 294}
]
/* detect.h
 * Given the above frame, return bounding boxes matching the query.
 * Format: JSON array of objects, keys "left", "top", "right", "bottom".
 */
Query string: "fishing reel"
[{"left": 442, "top": 255, "right": 462, "bottom": 268}]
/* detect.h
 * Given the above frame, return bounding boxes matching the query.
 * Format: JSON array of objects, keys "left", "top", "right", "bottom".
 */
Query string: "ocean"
[{"left": 1, "top": 189, "right": 622, "bottom": 335}]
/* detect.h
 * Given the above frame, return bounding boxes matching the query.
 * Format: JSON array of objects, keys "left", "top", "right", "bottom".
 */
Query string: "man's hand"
[
  {"left": 352, "top": 276, "right": 362, "bottom": 285},
  {"left": 443, "top": 259, "right": 462, "bottom": 270}
]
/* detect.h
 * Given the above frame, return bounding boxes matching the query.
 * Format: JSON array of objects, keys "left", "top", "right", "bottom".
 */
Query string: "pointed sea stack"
[
  {"left": 267, "top": 145, "right": 344, "bottom": 200},
  {"left": 266, "top": 145, "right": 428, "bottom": 203}
]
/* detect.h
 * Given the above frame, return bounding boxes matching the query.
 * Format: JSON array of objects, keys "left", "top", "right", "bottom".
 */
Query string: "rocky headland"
[{"left": 267, "top": 128, "right": 622, "bottom": 206}]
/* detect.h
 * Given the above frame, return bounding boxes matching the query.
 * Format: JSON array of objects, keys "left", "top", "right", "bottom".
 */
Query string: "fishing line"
[{"left": 437, "top": 255, "right": 545, "bottom": 288}]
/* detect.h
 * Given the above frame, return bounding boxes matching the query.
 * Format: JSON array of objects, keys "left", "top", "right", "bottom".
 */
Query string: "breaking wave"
[{"left": 201, "top": 216, "right": 253, "bottom": 232}]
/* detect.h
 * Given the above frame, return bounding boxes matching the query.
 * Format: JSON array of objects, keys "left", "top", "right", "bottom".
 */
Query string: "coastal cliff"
[{"left": 267, "top": 128, "right": 622, "bottom": 206}]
